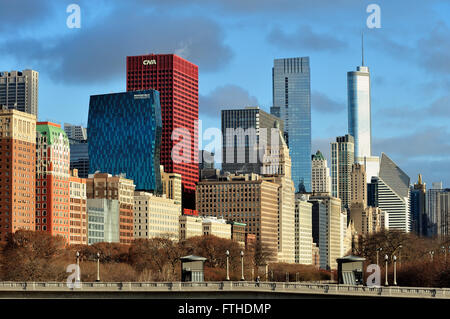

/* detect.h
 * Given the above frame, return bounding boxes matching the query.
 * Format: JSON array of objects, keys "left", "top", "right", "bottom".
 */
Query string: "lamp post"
[
  {"left": 96, "top": 252, "right": 100, "bottom": 282},
  {"left": 384, "top": 254, "right": 389, "bottom": 286},
  {"left": 376, "top": 247, "right": 383, "bottom": 266},
  {"left": 429, "top": 250, "right": 434, "bottom": 262},
  {"left": 393, "top": 255, "right": 397, "bottom": 286},
  {"left": 441, "top": 246, "right": 447, "bottom": 262},
  {"left": 76, "top": 251, "right": 80, "bottom": 282},
  {"left": 240, "top": 251, "right": 245, "bottom": 281},
  {"left": 225, "top": 250, "right": 230, "bottom": 281}
]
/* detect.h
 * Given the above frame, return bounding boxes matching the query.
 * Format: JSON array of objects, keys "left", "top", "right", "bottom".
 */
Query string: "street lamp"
[
  {"left": 441, "top": 246, "right": 447, "bottom": 262},
  {"left": 76, "top": 251, "right": 80, "bottom": 282},
  {"left": 376, "top": 247, "right": 383, "bottom": 266},
  {"left": 225, "top": 250, "right": 230, "bottom": 281},
  {"left": 393, "top": 255, "right": 397, "bottom": 286},
  {"left": 429, "top": 250, "right": 435, "bottom": 262},
  {"left": 240, "top": 251, "right": 245, "bottom": 281},
  {"left": 96, "top": 252, "right": 100, "bottom": 282},
  {"left": 384, "top": 254, "right": 389, "bottom": 286},
  {"left": 397, "top": 245, "right": 403, "bottom": 267}
]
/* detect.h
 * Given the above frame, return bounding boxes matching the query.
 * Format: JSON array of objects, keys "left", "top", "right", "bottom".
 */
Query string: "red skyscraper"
[{"left": 126, "top": 54, "right": 199, "bottom": 207}]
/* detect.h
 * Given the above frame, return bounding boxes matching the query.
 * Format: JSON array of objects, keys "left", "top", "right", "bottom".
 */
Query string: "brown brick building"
[
  {"left": 0, "top": 108, "right": 36, "bottom": 242},
  {"left": 196, "top": 174, "right": 279, "bottom": 261}
]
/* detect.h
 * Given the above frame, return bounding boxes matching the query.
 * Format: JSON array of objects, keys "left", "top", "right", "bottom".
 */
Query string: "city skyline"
[{"left": 0, "top": 0, "right": 449, "bottom": 188}]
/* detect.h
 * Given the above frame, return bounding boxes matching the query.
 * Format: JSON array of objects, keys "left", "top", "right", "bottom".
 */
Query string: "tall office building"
[
  {"left": 196, "top": 173, "right": 279, "bottom": 262},
  {"left": 375, "top": 153, "right": 411, "bottom": 232},
  {"left": 295, "top": 194, "right": 313, "bottom": 265},
  {"left": 350, "top": 163, "right": 367, "bottom": 205},
  {"left": 35, "top": 122, "right": 71, "bottom": 242},
  {"left": 0, "top": 108, "right": 36, "bottom": 242},
  {"left": 262, "top": 131, "right": 296, "bottom": 263},
  {"left": 427, "top": 182, "right": 444, "bottom": 237},
  {"left": 309, "top": 194, "right": 343, "bottom": 270},
  {"left": 222, "top": 107, "right": 283, "bottom": 175},
  {"left": 437, "top": 190, "right": 450, "bottom": 238},
  {"left": 64, "top": 123, "right": 87, "bottom": 141},
  {"left": 311, "top": 150, "right": 331, "bottom": 194},
  {"left": 410, "top": 174, "right": 427, "bottom": 236},
  {"left": 88, "top": 90, "right": 162, "bottom": 193},
  {"left": 0, "top": 70, "right": 38, "bottom": 116},
  {"left": 126, "top": 54, "right": 199, "bottom": 207},
  {"left": 69, "top": 169, "right": 87, "bottom": 245},
  {"left": 272, "top": 57, "right": 311, "bottom": 192},
  {"left": 347, "top": 47, "right": 379, "bottom": 182},
  {"left": 86, "top": 172, "right": 136, "bottom": 244},
  {"left": 331, "top": 135, "right": 355, "bottom": 209}
]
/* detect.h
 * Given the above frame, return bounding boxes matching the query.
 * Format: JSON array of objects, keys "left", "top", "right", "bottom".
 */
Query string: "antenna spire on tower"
[{"left": 361, "top": 32, "right": 365, "bottom": 66}]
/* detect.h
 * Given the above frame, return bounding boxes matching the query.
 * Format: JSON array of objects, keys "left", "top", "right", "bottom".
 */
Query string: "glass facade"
[
  {"left": 272, "top": 57, "right": 311, "bottom": 191},
  {"left": 88, "top": 90, "right": 162, "bottom": 192},
  {"left": 69, "top": 141, "right": 89, "bottom": 178},
  {"left": 348, "top": 66, "right": 371, "bottom": 160}
]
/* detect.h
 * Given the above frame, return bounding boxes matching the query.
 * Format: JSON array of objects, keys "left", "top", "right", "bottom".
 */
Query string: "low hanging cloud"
[
  {"left": 267, "top": 25, "right": 347, "bottom": 52},
  {"left": 199, "top": 84, "right": 259, "bottom": 118},
  {"left": 312, "top": 91, "right": 345, "bottom": 113},
  {"left": 0, "top": 8, "right": 232, "bottom": 85}
]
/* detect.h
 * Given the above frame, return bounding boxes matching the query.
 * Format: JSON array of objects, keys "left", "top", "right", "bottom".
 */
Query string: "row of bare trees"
[
  {"left": 354, "top": 230, "right": 450, "bottom": 287},
  {"left": 1, "top": 230, "right": 323, "bottom": 282}
]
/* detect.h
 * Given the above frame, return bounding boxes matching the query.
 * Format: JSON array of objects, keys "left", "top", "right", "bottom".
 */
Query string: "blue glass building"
[
  {"left": 272, "top": 57, "right": 311, "bottom": 192},
  {"left": 88, "top": 90, "right": 162, "bottom": 192}
]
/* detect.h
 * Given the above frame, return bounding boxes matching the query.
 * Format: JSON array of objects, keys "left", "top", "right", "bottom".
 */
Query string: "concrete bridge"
[{"left": 0, "top": 281, "right": 449, "bottom": 299}]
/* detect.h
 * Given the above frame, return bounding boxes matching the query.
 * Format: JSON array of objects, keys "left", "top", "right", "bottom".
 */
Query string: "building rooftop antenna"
[{"left": 361, "top": 32, "right": 365, "bottom": 66}]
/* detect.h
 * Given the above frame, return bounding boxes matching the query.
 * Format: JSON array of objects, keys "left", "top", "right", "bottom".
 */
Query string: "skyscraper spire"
[{"left": 361, "top": 32, "right": 364, "bottom": 66}]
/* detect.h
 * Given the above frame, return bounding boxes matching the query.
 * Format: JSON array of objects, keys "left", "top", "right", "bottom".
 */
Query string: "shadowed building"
[{"left": 410, "top": 174, "right": 427, "bottom": 236}]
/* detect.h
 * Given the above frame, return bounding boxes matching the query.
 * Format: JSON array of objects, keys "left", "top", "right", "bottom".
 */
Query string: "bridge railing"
[{"left": 0, "top": 281, "right": 448, "bottom": 298}]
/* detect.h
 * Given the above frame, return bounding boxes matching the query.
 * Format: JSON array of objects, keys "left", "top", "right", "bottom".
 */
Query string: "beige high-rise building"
[
  {"left": 86, "top": 172, "right": 135, "bottom": 244},
  {"left": 69, "top": 169, "right": 87, "bottom": 245},
  {"left": 196, "top": 173, "right": 279, "bottom": 262},
  {"left": 179, "top": 215, "right": 203, "bottom": 240},
  {"left": 311, "top": 150, "right": 331, "bottom": 194},
  {"left": 295, "top": 194, "right": 313, "bottom": 264},
  {"left": 310, "top": 194, "right": 343, "bottom": 270},
  {"left": 0, "top": 70, "right": 38, "bottom": 116},
  {"left": 262, "top": 131, "right": 295, "bottom": 263},
  {"left": 133, "top": 191, "right": 181, "bottom": 241},
  {"left": 349, "top": 202, "right": 386, "bottom": 235},
  {"left": 161, "top": 165, "right": 182, "bottom": 206},
  {"left": 331, "top": 135, "right": 354, "bottom": 209},
  {"left": 351, "top": 163, "right": 367, "bottom": 205},
  {"left": 202, "top": 217, "right": 232, "bottom": 239}
]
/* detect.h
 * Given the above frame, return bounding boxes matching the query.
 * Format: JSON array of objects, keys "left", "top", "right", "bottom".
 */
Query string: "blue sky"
[{"left": 0, "top": 0, "right": 449, "bottom": 187}]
